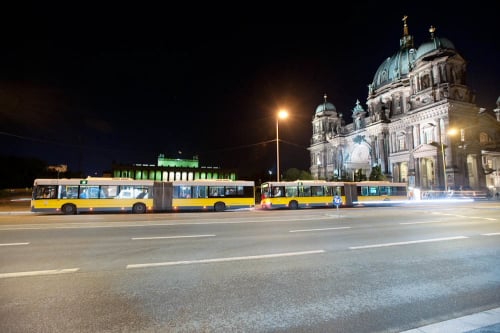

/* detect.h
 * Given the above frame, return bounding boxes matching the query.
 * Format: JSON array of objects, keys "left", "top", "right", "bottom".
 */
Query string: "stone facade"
[{"left": 308, "top": 18, "right": 500, "bottom": 194}]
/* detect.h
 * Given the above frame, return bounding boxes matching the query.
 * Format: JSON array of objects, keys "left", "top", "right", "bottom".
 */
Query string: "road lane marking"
[
  {"left": 400, "top": 221, "right": 442, "bottom": 224},
  {"left": 0, "top": 215, "right": 344, "bottom": 231},
  {"left": 481, "top": 233, "right": 500, "bottom": 236},
  {"left": 348, "top": 236, "right": 468, "bottom": 250},
  {"left": 126, "top": 250, "right": 325, "bottom": 269},
  {"left": 290, "top": 227, "right": 351, "bottom": 232},
  {"left": 0, "top": 268, "right": 80, "bottom": 279},
  {"left": 430, "top": 212, "right": 497, "bottom": 221},
  {"left": 132, "top": 234, "right": 215, "bottom": 240},
  {"left": 0, "top": 242, "right": 29, "bottom": 246}
]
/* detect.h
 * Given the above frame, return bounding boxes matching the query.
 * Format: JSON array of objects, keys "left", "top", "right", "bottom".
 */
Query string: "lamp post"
[
  {"left": 441, "top": 142, "right": 447, "bottom": 191},
  {"left": 276, "top": 109, "right": 288, "bottom": 181}
]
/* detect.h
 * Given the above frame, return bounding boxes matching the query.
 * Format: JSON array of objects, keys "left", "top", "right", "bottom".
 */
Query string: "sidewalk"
[{"left": 400, "top": 307, "right": 500, "bottom": 333}]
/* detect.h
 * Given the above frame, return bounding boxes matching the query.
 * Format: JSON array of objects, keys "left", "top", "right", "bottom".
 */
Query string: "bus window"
[
  {"left": 102, "top": 185, "right": 118, "bottom": 198},
  {"left": 178, "top": 186, "right": 191, "bottom": 198},
  {"left": 273, "top": 187, "right": 284, "bottom": 197},
  {"left": 194, "top": 186, "right": 208, "bottom": 198},
  {"left": 311, "top": 186, "right": 323, "bottom": 196},
  {"left": 380, "top": 186, "right": 389, "bottom": 195},
  {"left": 395, "top": 186, "right": 407, "bottom": 196},
  {"left": 285, "top": 186, "right": 298, "bottom": 197},
  {"left": 369, "top": 186, "right": 379, "bottom": 195},
  {"left": 35, "top": 185, "right": 57, "bottom": 199},
  {"left": 360, "top": 186, "right": 368, "bottom": 196},
  {"left": 300, "top": 186, "right": 312, "bottom": 197},
  {"left": 225, "top": 186, "right": 237, "bottom": 196},
  {"left": 208, "top": 186, "right": 224, "bottom": 197},
  {"left": 135, "top": 188, "right": 148, "bottom": 199},
  {"left": 80, "top": 186, "right": 105, "bottom": 199}
]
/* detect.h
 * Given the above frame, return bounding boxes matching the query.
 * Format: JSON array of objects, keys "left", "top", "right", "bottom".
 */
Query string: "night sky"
[{"left": 1, "top": 4, "right": 498, "bottom": 180}]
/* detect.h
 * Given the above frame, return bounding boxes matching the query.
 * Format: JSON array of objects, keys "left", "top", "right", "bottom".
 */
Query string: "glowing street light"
[{"left": 276, "top": 109, "right": 288, "bottom": 181}]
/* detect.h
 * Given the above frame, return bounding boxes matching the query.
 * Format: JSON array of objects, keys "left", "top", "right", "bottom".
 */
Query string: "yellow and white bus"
[
  {"left": 170, "top": 179, "right": 255, "bottom": 212},
  {"left": 260, "top": 180, "right": 346, "bottom": 210},
  {"left": 352, "top": 181, "right": 408, "bottom": 204},
  {"left": 31, "top": 177, "right": 255, "bottom": 214}
]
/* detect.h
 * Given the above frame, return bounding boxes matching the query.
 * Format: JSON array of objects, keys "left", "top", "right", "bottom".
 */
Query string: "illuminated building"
[{"left": 309, "top": 17, "right": 500, "bottom": 195}]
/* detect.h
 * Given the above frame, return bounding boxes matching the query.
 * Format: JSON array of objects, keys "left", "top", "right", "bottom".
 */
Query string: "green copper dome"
[
  {"left": 416, "top": 26, "right": 456, "bottom": 59},
  {"left": 315, "top": 102, "right": 336, "bottom": 114}
]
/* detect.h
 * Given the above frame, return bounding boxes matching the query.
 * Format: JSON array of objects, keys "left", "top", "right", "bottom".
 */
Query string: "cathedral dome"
[
  {"left": 371, "top": 47, "right": 416, "bottom": 91},
  {"left": 315, "top": 101, "right": 336, "bottom": 114},
  {"left": 416, "top": 28, "right": 455, "bottom": 59},
  {"left": 370, "top": 16, "right": 417, "bottom": 91}
]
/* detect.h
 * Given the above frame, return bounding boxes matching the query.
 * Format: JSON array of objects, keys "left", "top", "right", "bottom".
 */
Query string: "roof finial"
[
  {"left": 323, "top": 93, "right": 327, "bottom": 103},
  {"left": 402, "top": 15, "right": 409, "bottom": 36},
  {"left": 429, "top": 25, "right": 436, "bottom": 39}
]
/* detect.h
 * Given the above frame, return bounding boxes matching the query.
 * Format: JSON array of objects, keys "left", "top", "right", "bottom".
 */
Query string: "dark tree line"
[{"left": 0, "top": 155, "right": 80, "bottom": 189}]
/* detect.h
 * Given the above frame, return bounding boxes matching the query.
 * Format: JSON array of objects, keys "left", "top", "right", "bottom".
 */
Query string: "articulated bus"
[
  {"left": 260, "top": 180, "right": 348, "bottom": 209},
  {"left": 31, "top": 178, "right": 255, "bottom": 214},
  {"left": 169, "top": 179, "right": 255, "bottom": 212},
  {"left": 352, "top": 181, "right": 408, "bottom": 204},
  {"left": 260, "top": 180, "right": 408, "bottom": 209}
]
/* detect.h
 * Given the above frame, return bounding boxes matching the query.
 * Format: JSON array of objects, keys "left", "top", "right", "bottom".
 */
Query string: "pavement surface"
[{"left": 1, "top": 200, "right": 499, "bottom": 332}]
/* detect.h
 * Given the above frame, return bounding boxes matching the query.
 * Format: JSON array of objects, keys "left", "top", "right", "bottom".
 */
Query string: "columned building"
[
  {"left": 309, "top": 17, "right": 500, "bottom": 195},
  {"left": 112, "top": 154, "right": 237, "bottom": 181}
]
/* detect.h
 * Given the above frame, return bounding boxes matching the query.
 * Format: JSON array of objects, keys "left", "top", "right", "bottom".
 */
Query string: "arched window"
[
  {"left": 422, "top": 125, "right": 435, "bottom": 144},
  {"left": 479, "top": 132, "right": 490, "bottom": 143},
  {"left": 397, "top": 132, "right": 406, "bottom": 151}
]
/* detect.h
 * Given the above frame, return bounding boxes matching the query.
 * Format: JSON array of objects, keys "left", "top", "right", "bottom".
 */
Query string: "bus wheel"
[
  {"left": 132, "top": 203, "right": 146, "bottom": 214},
  {"left": 61, "top": 204, "right": 76, "bottom": 215},
  {"left": 289, "top": 200, "right": 299, "bottom": 210},
  {"left": 214, "top": 202, "right": 226, "bottom": 212}
]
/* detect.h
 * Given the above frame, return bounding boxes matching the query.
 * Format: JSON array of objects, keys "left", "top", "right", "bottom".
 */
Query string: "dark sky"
[{"left": 1, "top": 4, "right": 498, "bottom": 179}]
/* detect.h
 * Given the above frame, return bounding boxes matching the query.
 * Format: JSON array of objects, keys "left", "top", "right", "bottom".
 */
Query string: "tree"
[
  {"left": 354, "top": 168, "right": 367, "bottom": 181},
  {"left": 283, "top": 168, "right": 313, "bottom": 181},
  {"left": 369, "top": 165, "right": 386, "bottom": 181}
]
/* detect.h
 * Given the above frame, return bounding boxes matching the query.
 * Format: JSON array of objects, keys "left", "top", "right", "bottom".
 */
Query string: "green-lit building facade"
[{"left": 112, "top": 154, "right": 237, "bottom": 181}]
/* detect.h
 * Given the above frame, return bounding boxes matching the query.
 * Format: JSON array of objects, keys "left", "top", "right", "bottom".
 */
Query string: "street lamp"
[
  {"left": 441, "top": 142, "right": 447, "bottom": 191},
  {"left": 276, "top": 109, "right": 288, "bottom": 181}
]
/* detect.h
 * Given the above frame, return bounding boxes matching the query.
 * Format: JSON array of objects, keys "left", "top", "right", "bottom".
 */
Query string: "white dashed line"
[
  {"left": 126, "top": 250, "right": 325, "bottom": 269},
  {"left": 289, "top": 227, "right": 351, "bottom": 232},
  {"left": 0, "top": 268, "right": 80, "bottom": 279},
  {"left": 132, "top": 234, "right": 215, "bottom": 240},
  {"left": 349, "top": 236, "right": 468, "bottom": 250}
]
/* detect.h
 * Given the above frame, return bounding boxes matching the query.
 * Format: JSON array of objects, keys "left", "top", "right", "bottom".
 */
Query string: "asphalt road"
[{"left": 1, "top": 201, "right": 499, "bottom": 332}]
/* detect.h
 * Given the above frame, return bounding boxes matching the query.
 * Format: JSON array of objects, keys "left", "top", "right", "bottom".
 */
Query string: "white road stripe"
[
  {"left": 349, "top": 236, "right": 468, "bottom": 250},
  {"left": 126, "top": 250, "right": 325, "bottom": 269},
  {"left": 290, "top": 227, "right": 351, "bottom": 232},
  {"left": 0, "top": 268, "right": 79, "bottom": 279},
  {"left": 481, "top": 233, "right": 500, "bottom": 236},
  {"left": 400, "top": 221, "right": 441, "bottom": 225},
  {"left": 132, "top": 234, "right": 215, "bottom": 240},
  {"left": 0, "top": 242, "right": 29, "bottom": 246},
  {"left": 430, "top": 212, "right": 496, "bottom": 221}
]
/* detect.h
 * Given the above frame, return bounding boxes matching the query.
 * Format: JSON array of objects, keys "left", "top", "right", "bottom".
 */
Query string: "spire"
[
  {"left": 429, "top": 25, "right": 436, "bottom": 39},
  {"left": 400, "top": 15, "right": 414, "bottom": 49},
  {"left": 402, "top": 15, "right": 409, "bottom": 36}
]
